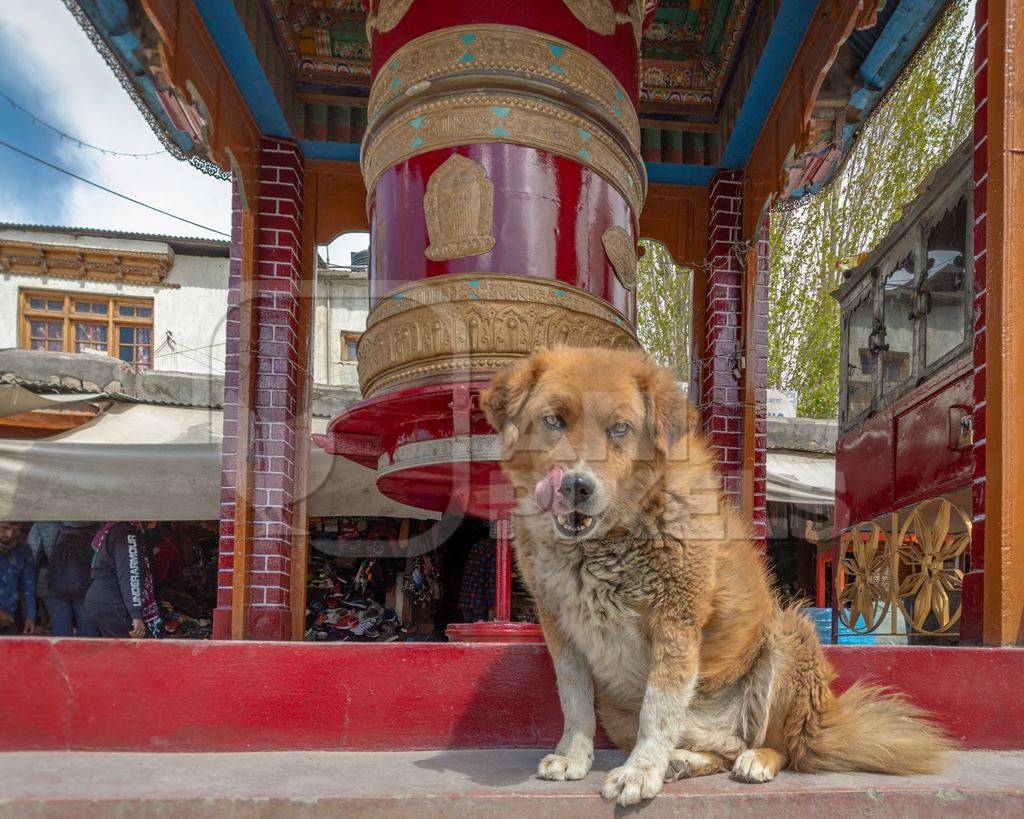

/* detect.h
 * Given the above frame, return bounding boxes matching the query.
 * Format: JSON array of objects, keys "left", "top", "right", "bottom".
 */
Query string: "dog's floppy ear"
[
  {"left": 638, "top": 357, "right": 695, "bottom": 458},
  {"left": 481, "top": 353, "right": 544, "bottom": 433}
]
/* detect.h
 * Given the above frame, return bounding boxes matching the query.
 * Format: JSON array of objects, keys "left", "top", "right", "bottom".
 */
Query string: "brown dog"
[{"left": 481, "top": 347, "right": 950, "bottom": 806}]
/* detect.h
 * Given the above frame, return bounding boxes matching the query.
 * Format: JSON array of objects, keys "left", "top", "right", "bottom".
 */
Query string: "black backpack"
[{"left": 48, "top": 527, "right": 95, "bottom": 598}]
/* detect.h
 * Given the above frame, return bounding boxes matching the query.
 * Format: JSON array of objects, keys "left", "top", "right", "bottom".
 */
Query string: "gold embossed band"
[
  {"left": 362, "top": 92, "right": 645, "bottom": 216},
  {"left": 357, "top": 273, "right": 638, "bottom": 396},
  {"left": 368, "top": 25, "right": 640, "bottom": 154}
]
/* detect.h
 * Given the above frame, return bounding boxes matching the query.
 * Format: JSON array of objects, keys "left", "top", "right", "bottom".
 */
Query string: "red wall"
[{"left": 1, "top": 639, "right": 1021, "bottom": 752}]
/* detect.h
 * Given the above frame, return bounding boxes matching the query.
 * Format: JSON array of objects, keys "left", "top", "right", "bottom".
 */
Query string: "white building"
[{"left": 0, "top": 224, "right": 369, "bottom": 386}]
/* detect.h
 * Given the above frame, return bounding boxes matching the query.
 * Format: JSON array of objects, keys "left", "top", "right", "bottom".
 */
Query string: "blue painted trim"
[
  {"left": 719, "top": 0, "right": 818, "bottom": 169},
  {"left": 192, "top": 0, "right": 292, "bottom": 138},
  {"left": 298, "top": 141, "right": 361, "bottom": 162},
  {"left": 645, "top": 163, "right": 717, "bottom": 187},
  {"left": 77, "top": 0, "right": 197, "bottom": 153}
]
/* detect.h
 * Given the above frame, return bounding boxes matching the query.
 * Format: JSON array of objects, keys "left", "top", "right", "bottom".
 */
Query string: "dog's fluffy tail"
[{"left": 796, "top": 682, "right": 953, "bottom": 775}]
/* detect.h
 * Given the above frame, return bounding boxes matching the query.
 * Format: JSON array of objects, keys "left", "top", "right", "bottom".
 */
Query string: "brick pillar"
[
  {"left": 962, "top": 0, "right": 988, "bottom": 644},
  {"left": 214, "top": 137, "right": 306, "bottom": 641},
  {"left": 749, "top": 218, "right": 769, "bottom": 550},
  {"left": 701, "top": 170, "right": 744, "bottom": 506}
]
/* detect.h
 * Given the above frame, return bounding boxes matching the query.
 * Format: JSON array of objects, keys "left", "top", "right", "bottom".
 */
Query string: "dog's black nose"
[{"left": 559, "top": 471, "right": 594, "bottom": 506}]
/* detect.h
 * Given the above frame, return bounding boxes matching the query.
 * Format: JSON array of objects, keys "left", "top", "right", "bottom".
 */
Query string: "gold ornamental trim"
[
  {"left": 562, "top": 0, "right": 617, "bottom": 35},
  {"left": 362, "top": 93, "right": 646, "bottom": 217},
  {"left": 602, "top": 225, "right": 637, "bottom": 289},
  {"left": 367, "top": 25, "right": 640, "bottom": 154},
  {"left": 424, "top": 155, "right": 496, "bottom": 261},
  {"left": 358, "top": 272, "right": 638, "bottom": 396},
  {"left": 366, "top": 0, "right": 415, "bottom": 36}
]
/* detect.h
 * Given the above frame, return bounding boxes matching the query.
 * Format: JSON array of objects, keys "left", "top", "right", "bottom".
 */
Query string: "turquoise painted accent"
[
  {"left": 578, "top": 128, "right": 591, "bottom": 142},
  {"left": 459, "top": 53, "right": 476, "bottom": 63},
  {"left": 393, "top": 294, "right": 404, "bottom": 302},
  {"left": 547, "top": 44, "right": 565, "bottom": 58},
  {"left": 554, "top": 289, "right": 566, "bottom": 298},
  {"left": 491, "top": 107, "right": 510, "bottom": 118},
  {"left": 460, "top": 33, "right": 476, "bottom": 44},
  {"left": 613, "top": 105, "right": 622, "bottom": 119},
  {"left": 469, "top": 280, "right": 480, "bottom": 288},
  {"left": 491, "top": 126, "right": 511, "bottom": 137},
  {"left": 614, "top": 87, "right": 623, "bottom": 101},
  {"left": 577, "top": 149, "right": 592, "bottom": 160},
  {"left": 390, "top": 59, "right": 400, "bottom": 71},
  {"left": 390, "top": 77, "right": 402, "bottom": 89},
  {"left": 410, "top": 116, "right": 425, "bottom": 129},
  {"left": 549, "top": 63, "right": 565, "bottom": 75},
  {"left": 411, "top": 136, "right": 425, "bottom": 147}
]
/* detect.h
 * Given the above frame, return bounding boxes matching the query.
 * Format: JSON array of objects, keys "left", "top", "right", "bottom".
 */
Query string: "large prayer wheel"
[{"left": 321, "top": 0, "right": 651, "bottom": 518}]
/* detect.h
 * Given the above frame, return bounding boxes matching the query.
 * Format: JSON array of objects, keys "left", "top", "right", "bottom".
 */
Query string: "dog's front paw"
[
  {"left": 538, "top": 752, "right": 591, "bottom": 781},
  {"left": 731, "top": 749, "right": 777, "bottom": 783},
  {"left": 601, "top": 762, "right": 665, "bottom": 805}
]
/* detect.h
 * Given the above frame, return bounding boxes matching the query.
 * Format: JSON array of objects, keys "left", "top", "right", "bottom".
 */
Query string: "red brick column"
[
  {"left": 701, "top": 170, "right": 745, "bottom": 505},
  {"left": 962, "top": 0, "right": 989, "bottom": 644},
  {"left": 750, "top": 218, "right": 769, "bottom": 550},
  {"left": 214, "top": 137, "right": 306, "bottom": 641}
]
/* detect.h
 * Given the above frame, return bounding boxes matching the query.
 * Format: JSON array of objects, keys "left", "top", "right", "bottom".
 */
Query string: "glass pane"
[
  {"left": 118, "top": 305, "right": 136, "bottom": 317},
  {"left": 347, "top": 340, "right": 359, "bottom": 359},
  {"left": 119, "top": 326, "right": 135, "bottom": 344},
  {"left": 135, "top": 328, "right": 151, "bottom": 344},
  {"left": 135, "top": 306, "right": 152, "bottom": 318},
  {"left": 136, "top": 347, "right": 151, "bottom": 367},
  {"left": 28, "top": 298, "right": 45, "bottom": 310},
  {"left": 28, "top": 320, "right": 63, "bottom": 352},
  {"left": 46, "top": 299, "right": 63, "bottom": 312},
  {"left": 924, "top": 198, "right": 968, "bottom": 367},
  {"left": 847, "top": 296, "right": 875, "bottom": 418},
  {"left": 119, "top": 345, "right": 133, "bottom": 362},
  {"left": 92, "top": 302, "right": 108, "bottom": 315},
  {"left": 882, "top": 257, "right": 915, "bottom": 396},
  {"left": 73, "top": 301, "right": 91, "bottom": 314},
  {"left": 74, "top": 322, "right": 108, "bottom": 352}
]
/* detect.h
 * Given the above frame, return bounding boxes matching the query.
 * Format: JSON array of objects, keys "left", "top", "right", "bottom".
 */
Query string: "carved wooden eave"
[{"left": 0, "top": 238, "right": 178, "bottom": 288}]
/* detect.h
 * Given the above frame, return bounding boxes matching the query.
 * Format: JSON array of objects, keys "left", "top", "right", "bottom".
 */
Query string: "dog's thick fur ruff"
[{"left": 482, "top": 347, "right": 951, "bottom": 806}]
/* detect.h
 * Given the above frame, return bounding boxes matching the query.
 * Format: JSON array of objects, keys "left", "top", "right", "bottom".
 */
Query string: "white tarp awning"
[
  {"left": 0, "top": 384, "right": 107, "bottom": 416},
  {"left": 766, "top": 450, "right": 835, "bottom": 505},
  {"left": 0, "top": 401, "right": 438, "bottom": 521}
]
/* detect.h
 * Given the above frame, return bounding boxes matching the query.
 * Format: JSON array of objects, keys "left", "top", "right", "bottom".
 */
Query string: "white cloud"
[{"left": 0, "top": 0, "right": 230, "bottom": 239}]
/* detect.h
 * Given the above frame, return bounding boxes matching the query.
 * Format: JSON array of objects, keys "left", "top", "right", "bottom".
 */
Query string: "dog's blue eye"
[
  {"left": 542, "top": 414, "right": 564, "bottom": 430},
  {"left": 609, "top": 421, "right": 632, "bottom": 438}
]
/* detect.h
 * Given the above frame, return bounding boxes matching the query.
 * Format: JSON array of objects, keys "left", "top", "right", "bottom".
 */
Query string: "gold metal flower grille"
[
  {"left": 895, "top": 498, "right": 970, "bottom": 634},
  {"left": 837, "top": 522, "right": 891, "bottom": 633}
]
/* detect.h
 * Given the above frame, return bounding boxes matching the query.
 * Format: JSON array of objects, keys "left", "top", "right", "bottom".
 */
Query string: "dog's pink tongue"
[{"left": 535, "top": 466, "right": 564, "bottom": 512}]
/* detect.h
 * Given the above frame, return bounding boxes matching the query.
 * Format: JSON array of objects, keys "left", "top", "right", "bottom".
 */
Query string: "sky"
[{"left": 0, "top": 1, "right": 366, "bottom": 262}]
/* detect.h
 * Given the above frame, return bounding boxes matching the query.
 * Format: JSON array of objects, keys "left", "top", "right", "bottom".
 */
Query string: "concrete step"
[{"left": 1, "top": 750, "right": 1022, "bottom": 817}]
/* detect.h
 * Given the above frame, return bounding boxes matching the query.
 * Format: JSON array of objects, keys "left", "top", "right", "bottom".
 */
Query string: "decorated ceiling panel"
[{"left": 259, "top": 0, "right": 757, "bottom": 121}]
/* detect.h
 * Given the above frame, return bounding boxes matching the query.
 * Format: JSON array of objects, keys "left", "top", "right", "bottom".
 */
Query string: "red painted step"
[{"left": 0, "top": 639, "right": 1022, "bottom": 753}]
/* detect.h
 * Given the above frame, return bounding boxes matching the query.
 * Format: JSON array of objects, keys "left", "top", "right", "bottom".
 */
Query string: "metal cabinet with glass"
[{"left": 829, "top": 142, "right": 974, "bottom": 644}]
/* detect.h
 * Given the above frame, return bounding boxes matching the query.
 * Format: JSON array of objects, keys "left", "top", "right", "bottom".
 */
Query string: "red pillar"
[
  {"left": 701, "top": 170, "right": 745, "bottom": 506},
  {"left": 214, "top": 137, "right": 307, "bottom": 641},
  {"left": 962, "top": 0, "right": 988, "bottom": 644}
]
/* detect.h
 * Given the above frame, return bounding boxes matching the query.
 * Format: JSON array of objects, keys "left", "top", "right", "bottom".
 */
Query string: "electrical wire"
[
  {"left": 0, "top": 88, "right": 165, "bottom": 158},
  {"left": 0, "top": 138, "right": 230, "bottom": 238}
]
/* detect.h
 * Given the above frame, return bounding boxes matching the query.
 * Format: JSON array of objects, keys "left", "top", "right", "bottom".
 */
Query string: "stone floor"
[{"left": 1, "top": 749, "right": 1022, "bottom": 817}]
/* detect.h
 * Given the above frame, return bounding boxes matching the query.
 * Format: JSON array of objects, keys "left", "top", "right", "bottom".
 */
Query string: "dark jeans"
[
  {"left": 83, "top": 585, "right": 132, "bottom": 638},
  {"left": 43, "top": 596, "right": 100, "bottom": 637}
]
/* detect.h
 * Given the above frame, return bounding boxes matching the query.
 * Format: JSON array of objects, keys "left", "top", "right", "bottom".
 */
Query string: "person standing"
[
  {"left": 0, "top": 522, "right": 36, "bottom": 635},
  {"left": 27, "top": 522, "right": 100, "bottom": 637},
  {"left": 84, "top": 522, "right": 163, "bottom": 638}
]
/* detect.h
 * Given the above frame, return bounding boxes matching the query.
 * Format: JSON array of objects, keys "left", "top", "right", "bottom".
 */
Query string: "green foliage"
[
  {"left": 636, "top": 239, "right": 692, "bottom": 381},
  {"left": 768, "top": 0, "right": 974, "bottom": 418}
]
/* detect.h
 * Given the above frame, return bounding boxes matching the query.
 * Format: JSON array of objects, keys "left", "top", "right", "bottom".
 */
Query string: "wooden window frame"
[{"left": 19, "top": 288, "right": 155, "bottom": 368}]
